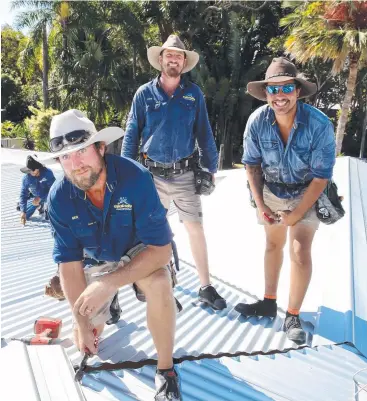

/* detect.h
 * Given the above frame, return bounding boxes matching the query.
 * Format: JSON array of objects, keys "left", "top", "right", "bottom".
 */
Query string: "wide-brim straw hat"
[
  {"left": 247, "top": 57, "right": 317, "bottom": 101},
  {"left": 39, "top": 109, "right": 124, "bottom": 165},
  {"left": 147, "top": 34, "right": 199, "bottom": 74}
]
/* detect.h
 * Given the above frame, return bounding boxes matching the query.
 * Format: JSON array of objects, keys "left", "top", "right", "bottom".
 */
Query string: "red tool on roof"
[{"left": 11, "top": 317, "right": 62, "bottom": 345}]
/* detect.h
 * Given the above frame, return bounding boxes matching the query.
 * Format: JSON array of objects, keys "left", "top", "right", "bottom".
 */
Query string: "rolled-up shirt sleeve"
[
  {"left": 132, "top": 169, "right": 172, "bottom": 246},
  {"left": 310, "top": 121, "right": 336, "bottom": 179},
  {"left": 241, "top": 116, "right": 262, "bottom": 165}
]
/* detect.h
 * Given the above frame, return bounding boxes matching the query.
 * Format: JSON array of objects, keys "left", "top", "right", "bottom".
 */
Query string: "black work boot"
[
  {"left": 106, "top": 292, "right": 121, "bottom": 325},
  {"left": 283, "top": 313, "right": 306, "bottom": 344},
  {"left": 155, "top": 368, "right": 182, "bottom": 401},
  {"left": 198, "top": 285, "right": 227, "bottom": 310},
  {"left": 235, "top": 299, "right": 277, "bottom": 318}
]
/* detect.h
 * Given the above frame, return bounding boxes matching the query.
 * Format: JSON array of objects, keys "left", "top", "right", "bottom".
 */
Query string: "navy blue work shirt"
[
  {"left": 242, "top": 102, "right": 336, "bottom": 199},
  {"left": 47, "top": 154, "right": 172, "bottom": 264},
  {"left": 121, "top": 75, "right": 219, "bottom": 173},
  {"left": 19, "top": 167, "right": 56, "bottom": 212}
]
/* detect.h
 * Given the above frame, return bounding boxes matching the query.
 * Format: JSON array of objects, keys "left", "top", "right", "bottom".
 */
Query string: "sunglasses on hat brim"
[
  {"left": 265, "top": 83, "right": 297, "bottom": 95},
  {"left": 49, "top": 130, "right": 92, "bottom": 153}
]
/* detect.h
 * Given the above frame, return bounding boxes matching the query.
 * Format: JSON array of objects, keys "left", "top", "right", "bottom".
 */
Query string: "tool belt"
[
  {"left": 265, "top": 180, "right": 312, "bottom": 190},
  {"left": 142, "top": 154, "right": 197, "bottom": 179}
]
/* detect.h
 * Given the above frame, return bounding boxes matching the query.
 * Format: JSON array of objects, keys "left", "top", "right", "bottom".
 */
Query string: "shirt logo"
[
  {"left": 183, "top": 94, "right": 195, "bottom": 102},
  {"left": 72, "top": 215, "right": 79, "bottom": 220},
  {"left": 114, "top": 197, "right": 132, "bottom": 211},
  {"left": 39, "top": 178, "right": 47, "bottom": 183}
]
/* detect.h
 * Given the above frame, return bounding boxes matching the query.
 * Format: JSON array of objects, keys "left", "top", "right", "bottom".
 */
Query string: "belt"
[
  {"left": 265, "top": 180, "right": 312, "bottom": 190},
  {"left": 144, "top": 157, "right": 196, "bottom": 170}
]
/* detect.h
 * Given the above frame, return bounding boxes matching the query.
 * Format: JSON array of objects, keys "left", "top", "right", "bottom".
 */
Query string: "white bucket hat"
[
  {"left": 147, "top": 35, "right": 199, "bottom": 74},
  {"left": 40, "top": 109, "right": 124, "bottom": 164}
]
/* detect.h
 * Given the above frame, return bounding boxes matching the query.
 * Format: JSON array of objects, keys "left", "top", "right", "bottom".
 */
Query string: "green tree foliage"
[
  {"left": 281, "top": 0, "right": 367, "bottom": 155},
  {"left": 4, "top": 0, "right": 366, "bottom": 160},
  {"left": 25, "top": 106, "right": 60, "bottom": 151}
]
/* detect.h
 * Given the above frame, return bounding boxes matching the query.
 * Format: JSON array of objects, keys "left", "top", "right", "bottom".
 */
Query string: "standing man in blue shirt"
[
  {"left": 121, "top": 35, "right": 226, "bottom": 311},
  {"left": 235, "top": 58, "right": 336, "bottom": 344},
  {"left": 43, "top": 109, "right": 182, "bottom": 400},
  {"left": 18, "top": 155, "right": 56, "bottom": 225}
]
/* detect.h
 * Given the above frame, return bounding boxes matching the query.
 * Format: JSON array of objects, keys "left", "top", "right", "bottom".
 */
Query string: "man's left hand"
[
  {"left": 74, "top": 279, "right": 117, "bottom": 317},
  {"left": 278, "top": 210, "right": 302, "bottom": 226},
  {"left": 32, "top": 197, "right": 41, "bottom": 206}
]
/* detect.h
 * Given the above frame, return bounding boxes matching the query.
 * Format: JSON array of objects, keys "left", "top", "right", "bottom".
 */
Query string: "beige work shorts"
[
  {"left": 257, "top": 185, "right": 320, "bottom": 229},
  {"left": 153, "top": 171, "right": 203, "bottom": 223},
  {"left": 83, "top": 243, "right": 176, "bottom": 327}
]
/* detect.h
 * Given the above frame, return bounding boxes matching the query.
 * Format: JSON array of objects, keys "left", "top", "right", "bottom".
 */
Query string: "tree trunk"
[
  {"left": 62, "top": 32, "right": 68, "bottom": 85},
  {"left": 132, "top": 46, "right": 136, "bottom": 82},
  {"left": 42, "top": 23, "right": 49, "bottom": 109},
  {"left": 335, "top": 54, "right": 359, "bottom": 155},
  {"left": 360, "top": 102, "right": 367, "bottom": 159}
]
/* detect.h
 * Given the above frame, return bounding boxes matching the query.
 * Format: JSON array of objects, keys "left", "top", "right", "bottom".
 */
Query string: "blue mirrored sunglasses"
[{"left": 265, "top": 83, "right": 297, "bottom": 95}]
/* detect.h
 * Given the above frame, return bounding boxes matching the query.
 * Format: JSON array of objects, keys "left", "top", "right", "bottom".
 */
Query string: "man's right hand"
[
  {"left": 259, "top": 205, "right": 278, "bottom": 225},
  {"left": 32, "top": 196, "right": 41, "bottom": 206},
  {"left": 73, "top": 322, "right": 98, "bottom": 354},
  {"left": 20, "top": 212, "right": 26, "bottom": 226}
]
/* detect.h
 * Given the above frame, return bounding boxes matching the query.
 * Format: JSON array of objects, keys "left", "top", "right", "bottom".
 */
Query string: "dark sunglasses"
[
  {"left": 49, "top": 130, "right": 91, "bottom": 153},
  {"left": 265, "top": 83, "right": 297, "bottom": 95}
]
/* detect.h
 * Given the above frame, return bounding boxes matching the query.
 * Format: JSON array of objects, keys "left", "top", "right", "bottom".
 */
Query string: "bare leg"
[
  {"left": 183, "top": 220, "right": 210, "bottom": 286},
  {"left": 264, "top": 224, "right": 288, "bottom": 297},
  {"left": 135, "top": 268, "right": 176, "bottom": 370},
  {"left": 288, "top": 224, "right": 317, "bottom": 311}
]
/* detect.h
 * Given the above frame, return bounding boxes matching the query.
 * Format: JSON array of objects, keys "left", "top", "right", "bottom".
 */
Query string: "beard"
[
  {"left": 163, "top": 63, "right": 183, "bottom": 78},
  {"left": 65, "top": 156, "right": 104, "bottom": 191}
]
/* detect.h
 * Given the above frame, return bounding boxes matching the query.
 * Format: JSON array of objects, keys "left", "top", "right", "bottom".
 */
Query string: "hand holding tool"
[{"left": 74, "top": 328, "right": 98, "bottom": 382}]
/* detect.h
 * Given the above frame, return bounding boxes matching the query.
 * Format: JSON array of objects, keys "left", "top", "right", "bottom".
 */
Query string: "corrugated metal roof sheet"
[{"left": 2, "top": 152, "right": 367, "bottom": 401}]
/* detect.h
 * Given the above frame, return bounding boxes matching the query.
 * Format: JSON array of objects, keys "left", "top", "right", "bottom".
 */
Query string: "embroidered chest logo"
[
  {"left": 114, "top": 197, "right": 132, "bottom": 211},
  {"left": 39, "top": 178, "right": 48, "bottom": 183},
  {"left": 183, "top": 93, "right": 195, "bottom": 102}
]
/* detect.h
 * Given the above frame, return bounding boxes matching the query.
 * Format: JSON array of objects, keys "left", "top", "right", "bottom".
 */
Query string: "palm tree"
[
  {"left": 281, "top": 0, "right": 367, "bottom": 155},
  {"left": 12, "top": 0, "right": 70, "bottom": 109}
]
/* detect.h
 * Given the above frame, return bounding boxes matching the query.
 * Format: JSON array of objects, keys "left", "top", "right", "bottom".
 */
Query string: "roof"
[{"left": 1, "top": 149, "right": 367, "bottom": 400}]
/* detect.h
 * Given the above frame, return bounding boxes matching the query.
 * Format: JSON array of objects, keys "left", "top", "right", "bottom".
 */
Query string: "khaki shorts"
[
  {"left": 83, "top": 243, "right": 177, "bottom": 327},
  {"left": 257, "top": 185, "right": 320, "bottom": 229},
  {"left": 153, "top": 171, "right": 203, "bottom": 223}
]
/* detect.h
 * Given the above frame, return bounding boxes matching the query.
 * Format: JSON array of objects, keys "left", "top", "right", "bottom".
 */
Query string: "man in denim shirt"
[
  {"left": 18, "top": 155, "right": 55, "bottom": 225},
  {"left": 235, "top": 58, "right": 336, "bottom": 344},
  {"left": 122, "top": 35, "right": 226, "bottom": 311}
]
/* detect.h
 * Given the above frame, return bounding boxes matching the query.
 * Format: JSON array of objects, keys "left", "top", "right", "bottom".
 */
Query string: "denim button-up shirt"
[
  {"left": 242, "top": 102, "right": 336, "bottom": 199},
  {"left": 19, "top": 167, "right": 56, "bottom": 212},
  {"left": 121, "top": 76, "right": 218, "bottom": 173},
  {"left": 48, "top": 154, "right": 172, "bottom": 264}
]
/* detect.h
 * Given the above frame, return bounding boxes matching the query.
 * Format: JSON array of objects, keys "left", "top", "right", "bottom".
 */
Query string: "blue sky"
[{"left": 1, "top": 0, "right": 16, "bottom": 27}]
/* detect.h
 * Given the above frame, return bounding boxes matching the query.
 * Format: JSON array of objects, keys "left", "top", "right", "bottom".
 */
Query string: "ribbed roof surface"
[{"left": 2, "top": 152, "right": 367, "bottom": 401}]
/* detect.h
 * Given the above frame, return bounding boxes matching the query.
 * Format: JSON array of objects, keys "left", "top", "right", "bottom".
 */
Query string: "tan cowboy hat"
[
  {"left": 147, "top": 34, "right": 199, "bottom": 74},
  {"left": 247, "top": 57, "right": 317, "bottom": 101},
  {"left": 40, "top": 109, "right": 124, "bottom": 165}
]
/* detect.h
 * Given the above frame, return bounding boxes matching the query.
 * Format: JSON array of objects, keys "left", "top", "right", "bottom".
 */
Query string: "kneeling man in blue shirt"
[
  {"left": 43, "top": 109, "right": 182, "bottom": 400},
  {"left": 235, "top": 58, "right": 336, "bottom": 345}
]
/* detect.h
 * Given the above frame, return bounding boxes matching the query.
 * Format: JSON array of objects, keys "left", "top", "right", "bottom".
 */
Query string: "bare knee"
[
  {"left": 266, "top": 239, "right": 286, "bottom": 253},
  {"left": 138, "top": 268, "right": 173, "bottom": 299},
  {"left": 291, "top": 244, "right": 312, "bottom": 268}
]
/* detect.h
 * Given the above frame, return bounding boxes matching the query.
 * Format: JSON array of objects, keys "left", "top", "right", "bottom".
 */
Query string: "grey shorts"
[
  {"left": 257, "top": 185, "right": 320, "bottom": 229},
  {"left": 83, "top": 243, "right": 177, "bottom": 326},
  {"left": 153, "top": 171, "right": 203, "bottom": 223}
]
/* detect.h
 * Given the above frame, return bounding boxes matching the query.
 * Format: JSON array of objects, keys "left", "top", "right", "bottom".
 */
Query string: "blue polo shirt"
[
  {"left": 19, "top": 167, "right": 56, "bottom": 212},
  {"left": 121, "top": 76, "right": 219, "bottom": 173},
  {"left": 242, "top": 102, "right": 336, "bottom": 199},
  {"left": 47, "top": 154, "right": 172, "bottom": 264}
]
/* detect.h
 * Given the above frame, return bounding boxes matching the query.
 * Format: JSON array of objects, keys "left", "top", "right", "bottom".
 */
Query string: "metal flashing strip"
[{"left": 0, "top": 342, "right": 86, "bottom": 401}]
